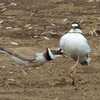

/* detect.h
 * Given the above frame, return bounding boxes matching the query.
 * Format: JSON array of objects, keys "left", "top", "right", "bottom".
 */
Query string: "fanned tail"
[{"left": 0, "top": 47, "right": 35, "bottom": 65}]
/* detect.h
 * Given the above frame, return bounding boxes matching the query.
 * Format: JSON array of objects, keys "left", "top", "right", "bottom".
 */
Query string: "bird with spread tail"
[{"left": 0, "top": 47, "right": 61, "bottom": 66}]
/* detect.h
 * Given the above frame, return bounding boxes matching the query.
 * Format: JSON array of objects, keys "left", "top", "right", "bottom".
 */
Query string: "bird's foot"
[{"left": 68, "top": 64, "right": 78, "bottom": 87}]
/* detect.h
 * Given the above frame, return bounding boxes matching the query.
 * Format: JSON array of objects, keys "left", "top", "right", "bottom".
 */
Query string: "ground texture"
[{"left": 0, "top": 0, "right": 100, "bottom": 100}]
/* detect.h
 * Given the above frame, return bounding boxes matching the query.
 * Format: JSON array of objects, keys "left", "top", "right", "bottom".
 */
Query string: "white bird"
[
  {"left": 0, "top": 47, "right": 61, "bottom": 66},
  {"left": 58, "top": 22, "right": 91, "bottom": 85}
]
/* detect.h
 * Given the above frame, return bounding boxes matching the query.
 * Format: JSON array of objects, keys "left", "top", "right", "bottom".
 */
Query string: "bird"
[
  {"left": 0, "top": 47, "right": 61, "bottom": 66},
  {"left": 58, "top": 22, "right": 91, "bottom": 85},
  {"left": 0, "top": 22, "right": 91, "bottom": 86}
]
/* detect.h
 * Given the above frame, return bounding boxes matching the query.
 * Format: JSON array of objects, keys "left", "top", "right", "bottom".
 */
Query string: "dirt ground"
[{"left": 0, "top": 0, "right": 100, "bottom": 100}]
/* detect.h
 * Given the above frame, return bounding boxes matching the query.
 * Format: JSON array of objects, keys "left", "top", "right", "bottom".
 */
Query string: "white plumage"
[
  {"left": 59, "top": 22, "right": 91, "bottom": 65},
  {"left": 58, "top": 22, "right": 91, "bottom": 85}
]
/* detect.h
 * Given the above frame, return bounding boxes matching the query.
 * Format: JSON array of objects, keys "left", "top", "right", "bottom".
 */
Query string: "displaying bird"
[
  {"left": 58, "top": 22, "right": 91, "bottom": 85},
  {"left": 0, "top": 47, "right": 61, "bottom": 66},
  {"left": 0, "top": 22, "right": 91, "bottom": 86}
]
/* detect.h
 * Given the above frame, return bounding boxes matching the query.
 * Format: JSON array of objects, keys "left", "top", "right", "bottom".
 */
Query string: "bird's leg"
[{"left": 69, "top": 56, "right": 79, "bottom": 86}]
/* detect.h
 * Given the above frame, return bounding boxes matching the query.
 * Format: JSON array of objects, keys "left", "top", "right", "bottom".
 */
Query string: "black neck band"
[{"left": 44, "top": 51, "right": 52, "bottom": 61}]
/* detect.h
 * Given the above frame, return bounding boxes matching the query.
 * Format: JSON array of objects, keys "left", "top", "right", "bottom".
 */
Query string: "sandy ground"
[{"left": 0, "top": 0, "right": 100, "bottom": 100}]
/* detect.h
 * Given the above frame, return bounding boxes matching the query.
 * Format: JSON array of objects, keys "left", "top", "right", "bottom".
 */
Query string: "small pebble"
[
  {"left": 6, "top": 27, "right": 13, "bottom": 29},
  {"left": 0, "top": 20, "right": 4, "bottom": 24},
  {"left": 8, "top": 78, "right": 15, "bottom": 82},
  {"left": 43, "top": 36, "right": 50, "bottom": 40},
  {"left": 10, "top": 41, "right": 19, "bottom": 46},
  {"left": 10, "top": 2, "right": 17, "bottom": 6}
]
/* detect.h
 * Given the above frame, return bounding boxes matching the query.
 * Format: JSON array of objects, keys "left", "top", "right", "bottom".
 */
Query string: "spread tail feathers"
[
  {"left": 0, "top": 47, "right": 63, "bottom": 65},
  {"left": 0, "top": 47, "right": 35, "bottom": 65}
]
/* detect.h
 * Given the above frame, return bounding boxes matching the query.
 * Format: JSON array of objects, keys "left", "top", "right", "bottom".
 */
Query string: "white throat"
[
  {"left": 72, "top": 23, "right": 79, "bottom": 27},
  {"left": 69, "top": 28, "right": 83, "bottom": 34}
]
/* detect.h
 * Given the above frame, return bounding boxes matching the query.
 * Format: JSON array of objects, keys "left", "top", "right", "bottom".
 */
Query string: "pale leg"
[{"left": 69, "top": 56, "right": 79, "bottom": 86}]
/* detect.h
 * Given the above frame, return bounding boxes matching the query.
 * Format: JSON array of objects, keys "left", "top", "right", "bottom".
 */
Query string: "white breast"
[{"left": 59, "top": 33, "right": 91, "bottom": 57}]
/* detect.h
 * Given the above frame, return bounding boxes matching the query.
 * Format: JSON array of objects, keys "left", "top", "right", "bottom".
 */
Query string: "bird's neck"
[
  {"left": 69, "top": 29, "right": 82, "bottom": 34},
  {"left": 43, "top": 51, "right": 53, "bottom": 61}
]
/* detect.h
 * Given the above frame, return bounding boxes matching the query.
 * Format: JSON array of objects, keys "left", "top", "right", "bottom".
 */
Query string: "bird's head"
[
  {"left": 35, "top": 48, "right": 62, "bottom": 64},
  {"left": 71, "top": 22, "right": 81, "bottom": 29},
  {"left": 44, "top": 48, "right": 63, "bottom": 61}
]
